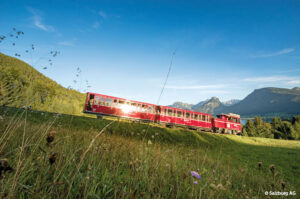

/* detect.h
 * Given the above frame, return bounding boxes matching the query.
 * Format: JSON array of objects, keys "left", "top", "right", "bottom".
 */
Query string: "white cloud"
[
  {"left": 165, "top": 84, "right": 227, "bottom": 89},
  {"left": 27, "top": 7, "right": 54, "bottom": 32},
  {"left": 98, "top": 11, "right": 107, "bottom": 19},
  {"left": 92, "top": 21, "right": 100, "bottom": 29},
  {"left": 242, "top": 76, "right": 292, "bottom": 83},
  {"left": 250, "top": 48, "right": 295, "bottom": 58},
  {"left": 287, "top": 80, "right": 300, "bottom": 84},
  {"left": 57, "top": 40, "right": 75, "bottom": 46}
]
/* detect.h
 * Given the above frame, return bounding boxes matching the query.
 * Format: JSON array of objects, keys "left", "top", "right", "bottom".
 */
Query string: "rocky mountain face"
[
  {"left": 222, "top": 99, "right": 241, "bottom": 106},
  {"left": 169, "top": 87, "right": 300, "bottom": 116},
  {"left": 214, "top": 87, "right": 300, "bottom": 115}
]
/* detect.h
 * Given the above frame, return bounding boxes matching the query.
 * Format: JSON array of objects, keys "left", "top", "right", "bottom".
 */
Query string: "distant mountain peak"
[{"left": 292, "top": 87, "right": 300, "bottom": 91}]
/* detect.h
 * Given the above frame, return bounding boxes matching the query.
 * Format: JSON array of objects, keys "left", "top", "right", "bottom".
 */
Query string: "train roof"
[
  {"left": 218, "top": 113, "right": 241, "bottom": 118},
  {"left": 87, "top": 92, "right": 157, "bottom": 106}
]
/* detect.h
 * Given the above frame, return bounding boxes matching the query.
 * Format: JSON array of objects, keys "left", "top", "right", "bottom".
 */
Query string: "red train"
[{"left": 83, "top": 92, "right": 242, "bottom": 134}]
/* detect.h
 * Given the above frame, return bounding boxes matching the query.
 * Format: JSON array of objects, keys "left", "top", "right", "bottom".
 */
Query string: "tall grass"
[{"left": 0, "top": 106, "right": 299, "bottom": 198}]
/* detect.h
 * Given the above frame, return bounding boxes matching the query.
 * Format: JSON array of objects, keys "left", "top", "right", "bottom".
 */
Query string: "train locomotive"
[{"left": 83, "top": 92, "right": 242, "bottom": 134}]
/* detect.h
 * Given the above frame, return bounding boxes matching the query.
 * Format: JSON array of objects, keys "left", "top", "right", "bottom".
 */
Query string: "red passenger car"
[
  {"left": 155, "top": 106, "right": 212, "bottom": 130},
  {"left": 211, "top": 113, "right": 242, "bottom": 134},
  {"left": 84, "top": 92, "right": 156, "bottom": 121}
]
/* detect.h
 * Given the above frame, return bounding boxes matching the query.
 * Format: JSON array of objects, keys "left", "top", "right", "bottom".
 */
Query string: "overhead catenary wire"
[{"left": 156, "top": 49, "right": 176, "bottom": 106}]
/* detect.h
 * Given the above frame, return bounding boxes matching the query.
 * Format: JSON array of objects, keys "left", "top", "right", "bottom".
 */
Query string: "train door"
[{"left": 87, "top": 94, "right": 95, "bottom": 111}]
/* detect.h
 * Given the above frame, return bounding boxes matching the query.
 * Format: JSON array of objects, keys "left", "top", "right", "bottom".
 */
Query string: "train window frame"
[
  {"left": 100, "top": 97, "right": 105, "bottom": 105},
  {"left": 137, "top": 104, "right": 141, "bottom": 112},
  {"left": 194, "top": 114, "right": 198, "bottom": 120},
  {"left": 177, "top": 110, "right": 182, "bottom": 118},
  {"left": 148, "top": 106, "right": 152, "bottom": 114},
  {"left": 168, "top": 109, "right": 173, "bottom": 117},
  {"left": 131, "top": 102, "right": 137, "bottom": 111},
  {"left": 186, "top": 112, "right": 190, "bottom": 119},
  {"left": 94, "top": 96, "right": 99, "bottom": 105},
  {"left": 142, "top": 104, "right": 147, "bottom": 113},
  {"left": 105, "top": 98, "right": 113, "bottom": 107}
]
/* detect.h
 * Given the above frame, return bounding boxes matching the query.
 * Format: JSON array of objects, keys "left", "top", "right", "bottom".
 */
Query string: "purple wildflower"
[
  {"left": 193, "top": 180, "right": 198, "bottom": 184},
  {"left": 190, "top": 171, "right": 201, "bottom": 179}
]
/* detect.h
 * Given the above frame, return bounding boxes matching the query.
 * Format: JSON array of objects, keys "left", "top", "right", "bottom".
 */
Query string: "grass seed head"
[
  {"left": 269, "top": 164, "right": 275, "bottom": 174},
  {"left": 281, "top": 181, "right": 285, "bottom": 189},
  {"left": 49, "top": 153, "right": 58, "bottom": 165},
  {"left": 0, "top": 158, "right": 13, "bottom": 176},
  {"left": 258, "top": 162, "right": 262, "bottom": 169},
  {"left": 46, "top": 131, "right": 56, "bottom": 144}
]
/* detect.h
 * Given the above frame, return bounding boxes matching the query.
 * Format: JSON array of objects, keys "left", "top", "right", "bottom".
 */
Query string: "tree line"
[{"left": 242, "top": 116, "right": 300, "bottom": 140}]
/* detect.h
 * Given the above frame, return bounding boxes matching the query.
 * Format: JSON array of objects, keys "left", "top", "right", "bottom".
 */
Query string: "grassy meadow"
[{"left": 0, "top": 106, "right": 300, "bottom": 198}]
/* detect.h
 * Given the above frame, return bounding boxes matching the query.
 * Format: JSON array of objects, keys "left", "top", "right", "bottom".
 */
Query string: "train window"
[
  {"left": 156, "top": 107, "right": 161, "bottom": 114},
  {"left": 177, "top": 111, "right": 182, "bottom": 118},
  {"left": 233, "top": 118, "right": 237, "bottom": 123},
  {"left": 119, "top": 100, "right": 125, "bottom": 106},
  {"left": 148, "top": 106, "right": 152, "bottom": 113},
  {"left": 207, "top": 116, "right": 210, "bottom": 121},
  {"left": 163, "top": 109, "right": 166, "bottom": 116},
  {"left": 100, "top": 97, "right": 105, "bottom": 105},
  {"left": 131, "top": 103, "right": 137, "bottom": 111},
  {"left": 194, "top": 114, "right": 198, "bottom": 120},
  {"left": 105, "top": 98, "right": 113, "bottom": 106},
  {"left": 137, "top": 104, "right": 141, "bottom": 112},
  {"left": 202, "top": 115, "right": 206, "bottom": 121},
  {"left": 112, "top": 99, "right": 118, "bottom": 107},
  {"left": 94, "top": 96, "right": 99, "bottom": 105},
  {"left": 168, "top": 109, "right": 173, "bottom": 117},
  {"left": 142, "top": 105, "right": 147, "bottom": 112},
  {"left": 186, "top": 112, "right": 190, "bottom": 119}
]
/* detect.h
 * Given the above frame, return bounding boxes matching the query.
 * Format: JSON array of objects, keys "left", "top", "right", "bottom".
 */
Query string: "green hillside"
[
  {"left": 0, "top": 53, "right": 85, "bottom": 115},
  {"left": 0, "top": 106, "right": 300, "bottom": 198}
]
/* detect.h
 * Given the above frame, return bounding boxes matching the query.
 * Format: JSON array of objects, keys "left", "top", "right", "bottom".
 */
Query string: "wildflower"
[
  {"left": 258, "top": 162, "right": 262, "bottom": 169},
  {"left": 269, "top": 164, "right": 275, "bottom": 174},
  {"left": 147, "top": 140, "right": 152, "bottom": 145},
  {"left": 190, "top": 171, "right": 201, "bottom": 179},
  {"left": 193, "top": 181, "right": 198, "bottom": 184},
  {"left": 151, "top": 135, "right": 154, "bottom": 139},
  {"left": 0, "top": 115, "right": 3, "bottom": 121},
  {"left": 49, "top": 153, "right": 58, "bottom": 165},
  {"left": 155, "top": 132, "right": 159, "bottom": 136}
]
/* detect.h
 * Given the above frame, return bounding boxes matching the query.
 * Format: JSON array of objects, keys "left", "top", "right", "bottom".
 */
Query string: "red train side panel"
[
  {"left": 84, "top": 92, "right": 242, "bottom": 134},
  {"left": 155, "top": 106, "right": 212, "bottom": 130},
  {"left": 84, "top": 92, "right": 156, "bottom": 121}
]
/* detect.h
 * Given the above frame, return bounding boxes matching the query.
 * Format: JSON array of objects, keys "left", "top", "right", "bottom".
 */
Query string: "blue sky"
[{"left": 1, "top": 0, "right": 300, "bottom": 105}]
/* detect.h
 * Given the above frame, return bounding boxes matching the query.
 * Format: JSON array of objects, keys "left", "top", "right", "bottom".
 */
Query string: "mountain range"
[{"left": 170, "top": 87, "right": 300, "bottom": 117}]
